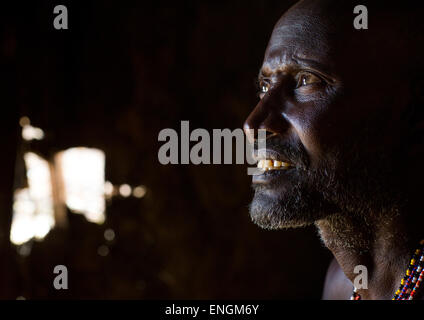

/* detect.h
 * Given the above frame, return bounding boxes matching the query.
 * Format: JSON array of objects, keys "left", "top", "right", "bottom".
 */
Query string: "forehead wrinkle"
[{"left": 261, "top": 15, "right": 335, "bottom": 77}]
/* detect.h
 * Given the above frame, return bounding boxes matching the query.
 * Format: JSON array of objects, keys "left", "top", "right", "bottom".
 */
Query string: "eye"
[
  {"left": 295, "top": 72, "right": 323, "bottom": 89},
  {"left": 257, "top": 80, "right": 270, "bottom": 99},
  {"left": 261, "top": 85, "right": 269, "bottom": 93}
]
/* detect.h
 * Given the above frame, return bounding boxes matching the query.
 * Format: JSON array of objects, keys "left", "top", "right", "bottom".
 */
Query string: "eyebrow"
[
  {"left": 292, "top": 56, "right": 336, "bottom": 80},
  {"left": 258, "top": 56, "right": 336, "bottom": 83},
  {"left": 257, "top": 72, "right": 275, "bottom": 88}
]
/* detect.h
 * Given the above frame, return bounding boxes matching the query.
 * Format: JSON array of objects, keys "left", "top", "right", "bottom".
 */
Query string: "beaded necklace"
[{"left": 351, "top": 239, "right": 424, "bottom": 300}]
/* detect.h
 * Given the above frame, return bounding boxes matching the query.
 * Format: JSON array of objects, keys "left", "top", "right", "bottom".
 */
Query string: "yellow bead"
[
  {"left": 411, "top": 259, "right": 416, "bottom": 265},
  {"left": 407, "top": 270, "right": 411, "bottom": 276},
  {"left": 396, "top": 289, "right": 401, "bottom": 294},
  {"left": 401, "top": 279, "right": 405, "bottom": 285}
]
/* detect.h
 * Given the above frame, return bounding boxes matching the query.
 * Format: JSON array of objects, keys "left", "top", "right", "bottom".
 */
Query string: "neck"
[{"left": 316, "top": 205, "right": 423, "bottom": 300}]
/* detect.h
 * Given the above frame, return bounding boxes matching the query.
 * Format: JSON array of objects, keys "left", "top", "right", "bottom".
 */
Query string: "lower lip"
[{"left": 252, "top": 168, "right": 295, "bottom": 184}]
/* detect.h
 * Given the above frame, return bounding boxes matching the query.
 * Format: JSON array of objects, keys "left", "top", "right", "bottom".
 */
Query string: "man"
[{"left": 244, "top": 0, "right": 424, "bottom": 299}]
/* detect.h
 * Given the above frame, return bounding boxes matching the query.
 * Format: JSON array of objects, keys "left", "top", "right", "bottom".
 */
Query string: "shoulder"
[{"left": 322, "top": 258, "right": 353, "bottom": 300}]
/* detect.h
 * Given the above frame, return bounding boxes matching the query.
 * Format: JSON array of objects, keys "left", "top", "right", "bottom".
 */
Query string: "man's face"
[{"left": 244, "top": 1, "right": 410, "bottom": 229}]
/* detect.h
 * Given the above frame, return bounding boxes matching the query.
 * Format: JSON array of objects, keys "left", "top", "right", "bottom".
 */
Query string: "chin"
[{"left": 249, "top": 180, "right": 333, "bottom": 230}]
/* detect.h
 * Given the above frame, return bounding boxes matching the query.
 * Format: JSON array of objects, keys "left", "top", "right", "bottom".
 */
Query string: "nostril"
[
  {"left": 256, "top": 129, "right": 276, "bottom": 140},
  {"left": 265, "top": 131, "right": 277, "bottom": 139},
  {"left": 244, "top": 127, "right": 276, "bottom": 144}
]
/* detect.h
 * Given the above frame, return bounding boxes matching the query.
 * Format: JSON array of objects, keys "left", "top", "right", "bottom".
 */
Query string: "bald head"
[{"left": 264, "top": 0, "right": 424, "bottom": 86}]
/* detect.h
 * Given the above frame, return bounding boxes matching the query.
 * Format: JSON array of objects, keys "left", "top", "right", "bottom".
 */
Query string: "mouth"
[
  {"left": 254, "top": 149, "right": 294, "bottom": 172},
  {"left": 257, "top": 159, "right": 292, "bottom": 171},
  {"left": 252, "top": 149, "right": 296, "bottom": 185}
]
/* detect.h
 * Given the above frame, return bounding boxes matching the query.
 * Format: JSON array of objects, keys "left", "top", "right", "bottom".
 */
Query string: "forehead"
[{"left": 261, "top": 4, "right": 349, "bottom": 76}]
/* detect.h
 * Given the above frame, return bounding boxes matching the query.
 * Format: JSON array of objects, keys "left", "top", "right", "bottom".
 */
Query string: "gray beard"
[
  {"left": 249, "top": 167, "right": 334, "bottom": 229},
  {"left": 248, "top": 133, "right": 404, "bottom": 252}
]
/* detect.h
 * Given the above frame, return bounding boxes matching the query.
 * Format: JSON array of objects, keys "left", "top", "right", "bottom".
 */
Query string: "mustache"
[{"left": 253, "top": 136, "right": 310, "bottom": 170}]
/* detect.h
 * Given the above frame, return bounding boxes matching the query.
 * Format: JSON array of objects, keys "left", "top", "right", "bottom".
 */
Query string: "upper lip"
[{"left": 253, "top": 149, "right": 293, "bottom": 165}]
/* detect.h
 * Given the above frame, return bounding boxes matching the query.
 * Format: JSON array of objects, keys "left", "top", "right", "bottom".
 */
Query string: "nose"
[{"left": 243, "top": 90, "right": 289, "bottom": 144}]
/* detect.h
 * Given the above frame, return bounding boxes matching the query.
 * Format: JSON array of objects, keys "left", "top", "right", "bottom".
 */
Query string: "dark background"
[{"left": 0, "top": 0, "right": 332, "bottom": 299}]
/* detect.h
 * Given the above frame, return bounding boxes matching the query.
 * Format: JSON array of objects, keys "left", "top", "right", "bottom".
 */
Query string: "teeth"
[
  {"left": 264, "top": 160, "right": 273, "bottom": 167},
  {"left": 257, "top": 159, "right": 292, "bottom": 171}
]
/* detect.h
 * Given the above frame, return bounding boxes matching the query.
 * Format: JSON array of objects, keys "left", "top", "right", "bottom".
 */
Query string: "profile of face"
[{"left": 244, "top": 0, "right": 422, "bottom": 230}]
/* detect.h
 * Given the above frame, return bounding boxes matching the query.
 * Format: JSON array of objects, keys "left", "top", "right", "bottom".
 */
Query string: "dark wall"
[{"left": 2, "top": 0, "right": 332, "bottom": 299}]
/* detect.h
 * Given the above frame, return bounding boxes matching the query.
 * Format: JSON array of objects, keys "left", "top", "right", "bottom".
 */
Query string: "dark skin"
[{"left": 244, "top": 0, "right": 424, "bottom": 299}]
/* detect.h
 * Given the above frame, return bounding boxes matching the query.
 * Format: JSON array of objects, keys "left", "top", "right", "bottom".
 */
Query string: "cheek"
[{"left": 286, "top": 99, "right": 337, "bottom": 166}]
